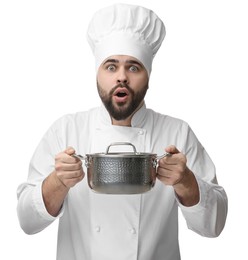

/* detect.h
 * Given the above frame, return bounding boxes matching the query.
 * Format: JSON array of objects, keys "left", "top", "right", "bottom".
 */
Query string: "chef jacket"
[{"left": 17, "top": 104, "right": 228, "bottom": 260}]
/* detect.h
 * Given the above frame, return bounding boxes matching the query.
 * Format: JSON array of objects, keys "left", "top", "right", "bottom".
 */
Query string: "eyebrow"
[
  {"left": 126, "top": 60, "right": 143, "bottom": 66},
  {"left": 103, "top": 59, "right": 143, "bottom": 67},
  {"left": 103, "top": 59, "right": 119, "bottom": 64}
]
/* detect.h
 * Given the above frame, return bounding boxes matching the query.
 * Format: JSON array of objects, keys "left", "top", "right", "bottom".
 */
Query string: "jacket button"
[
  {"left": 130, "top": 228, "right": 136, "bottom": 234},
  {"left": 95, "top": 226, "right": 101, "bottom": 232},
  {"left": 138, "top": 130, "right": 144, "bottom": 135}
]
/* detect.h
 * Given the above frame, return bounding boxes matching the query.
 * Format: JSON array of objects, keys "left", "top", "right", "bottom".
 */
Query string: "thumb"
[
  {"left": 165, "top": 145, "right": 180, "bottom": 154},
  {"left": 64, "top": 146, "right": 75, "bottom": 155}
]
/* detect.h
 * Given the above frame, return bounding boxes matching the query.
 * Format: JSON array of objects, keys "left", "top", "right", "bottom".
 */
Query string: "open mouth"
[
  {"left": 113, "top": 88, "right": 129, "bottom": 96},
  {"left": 116, "top": 91, "right": 128, "bottom": 97},
  {"left": 113, "top": 88, "right": 129, "bottom": 102},
  {"left": 113, "top": 88, "right": 129, "bottom": 103}
]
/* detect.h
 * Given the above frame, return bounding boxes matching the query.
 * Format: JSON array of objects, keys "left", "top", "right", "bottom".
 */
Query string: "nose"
[{"left": 117, "top": 67, "right": 129, "bottom": 84}]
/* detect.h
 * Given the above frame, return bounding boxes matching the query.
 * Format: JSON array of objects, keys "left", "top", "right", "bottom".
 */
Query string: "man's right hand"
[
  {"left": 55, "top": 147, "right": 85, "bottom": 188},
  {"left": 42, "top": 147, "right": 85, "bottom": 217}
]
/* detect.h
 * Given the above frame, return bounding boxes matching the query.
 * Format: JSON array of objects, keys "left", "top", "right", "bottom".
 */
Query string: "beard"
[{"left": 97, "top": 81, "right": 148, "bottom": 121}]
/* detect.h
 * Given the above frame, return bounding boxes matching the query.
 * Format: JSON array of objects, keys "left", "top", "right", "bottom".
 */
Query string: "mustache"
[{"left": 110, "top": 82, "right": 134, "bottom": 96}]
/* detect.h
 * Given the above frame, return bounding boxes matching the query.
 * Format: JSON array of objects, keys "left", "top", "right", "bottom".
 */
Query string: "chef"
[{"left": 17, "top": 3, "right": 228, "bottom": 260}]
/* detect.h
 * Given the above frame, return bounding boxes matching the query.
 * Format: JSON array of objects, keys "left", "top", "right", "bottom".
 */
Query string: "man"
[{"left": 17, "top": 3, "right": 227, "bottom": 260}]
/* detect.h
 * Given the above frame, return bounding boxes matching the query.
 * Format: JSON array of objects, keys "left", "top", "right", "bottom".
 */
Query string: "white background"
[{"left": 0, "top": 0, "right": 247, "bottom": 259}]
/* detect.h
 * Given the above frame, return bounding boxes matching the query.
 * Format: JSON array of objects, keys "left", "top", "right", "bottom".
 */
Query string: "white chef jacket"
[{"left": 17, "top": 104, "right": 227, "bottom": 260}]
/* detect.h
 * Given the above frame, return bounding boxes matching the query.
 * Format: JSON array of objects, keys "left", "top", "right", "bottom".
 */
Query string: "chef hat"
[{"left": 87, "top": 3, "right": 166, "bottom": 75}]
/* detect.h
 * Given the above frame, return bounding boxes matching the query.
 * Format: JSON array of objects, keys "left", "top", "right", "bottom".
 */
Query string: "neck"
[
  {"left": 112, "top": 118, "right": 131, "bottom": 126},
  {"left": 111, "top": 101, "right": 144, "bottom": 127}
]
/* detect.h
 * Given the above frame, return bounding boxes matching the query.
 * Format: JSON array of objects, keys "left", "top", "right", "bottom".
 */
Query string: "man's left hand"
[
  {"left": 157, "top": 145, "right": 200, "bottom": 206},
  {"left": 157, "top": 145, "right": 187, "bottom": 186}
]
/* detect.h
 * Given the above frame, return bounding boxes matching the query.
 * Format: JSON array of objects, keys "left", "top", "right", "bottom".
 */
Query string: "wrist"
[
  {"left": 48, "top": 171, "right": 69, "bottom": 192},
  {"left": 173, "top": 168, "right": 200, "bottom": 207},
  {"left": 42, "top": 171, "right": 69, "bottom": 217}
]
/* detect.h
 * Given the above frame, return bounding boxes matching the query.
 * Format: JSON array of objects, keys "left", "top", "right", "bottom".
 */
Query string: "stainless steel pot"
[{"left": 74, "top": 142, "right": 170, "bottom": 194}]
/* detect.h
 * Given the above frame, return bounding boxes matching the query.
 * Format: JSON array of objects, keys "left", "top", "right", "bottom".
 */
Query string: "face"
[{"left": 97, "top": 55, "right": 149, "bottom": 121}]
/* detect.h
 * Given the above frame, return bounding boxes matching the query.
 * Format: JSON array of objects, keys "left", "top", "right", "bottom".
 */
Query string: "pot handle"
[
  {"left": 72, "top": 154, "right": 86, "bottom": 160},
  {"left": 156, "top": 153, "right": 172, "bottom": 160},
  {"left": 72, "top": 154, "right": 91, "bottom": 168},
  {"left": 152, "top": 152, "right": 172, "bottom": 168},
  {"left": 105, "top": 142, "right": 137, "bottom": 154}
]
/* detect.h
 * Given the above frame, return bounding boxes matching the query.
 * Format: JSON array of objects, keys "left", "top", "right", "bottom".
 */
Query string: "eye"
[
  {"left": 129, "top": 65, "right": 139, "bottom": 72},
  {"left": 106, "top": 65, "right": 116, "bottom": 71}
]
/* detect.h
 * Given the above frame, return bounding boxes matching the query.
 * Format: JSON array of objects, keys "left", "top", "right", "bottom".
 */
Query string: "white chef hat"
[{"left": 87, "top": 3, "right": 166, "bottom": 76}]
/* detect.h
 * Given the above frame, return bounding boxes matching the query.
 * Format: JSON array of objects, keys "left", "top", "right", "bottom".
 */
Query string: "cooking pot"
[{"left": 74, "top": 142, "right": 170, "bottom": 194}]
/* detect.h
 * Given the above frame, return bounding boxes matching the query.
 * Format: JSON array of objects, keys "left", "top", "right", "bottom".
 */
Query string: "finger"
[
  {"left": 158, "top": 158, "right": 176, "bottom": 167},
  {"left": 165, "top": 145, "right": 180, "bottom": 154},
  {"left": 157, "top": 166, "right": 172, "bottom": 177},
  {"left": 64, "top": 147, "right": 83, "bottom": 164},
  {"left": 62, "top": 173, "right": 85, "bottom": 188},
  {"left": 157, "top": 174, "right": 170, "bottom": 181},
  {"left": 64, "top": 147, "right": 76, "bottom": 156},
  {"left": 159, "top": 146, "right": 183, "bottom": 167},
  {"left": 159, "top": 158, "right": 186, "bottom": 173},
  {"left": 157, "top": 174, "right": 178, "bottom": 186},
  {"left": 60, "top": 169, "right": 84, "bottom": 179},
  {"left": 55, "top": 160, "right": 82, "bottom": 172},
  {"left": 57, "top": 170, "right": 85, "bottom": 187},
  {"left": 55, "top": 153, "right": 78, "bottom": 164},
  {"left": 158, "top": 154, "right": 177, "bottom": 167},
  {"left": 56, "top": 147, "right": 81, "bottom": 164},
  {"left": 157, "top": 167, "right": 183, "bottom": 186},
  {"left": 157, "top": 167, "right": 173, "bottom": 179}
]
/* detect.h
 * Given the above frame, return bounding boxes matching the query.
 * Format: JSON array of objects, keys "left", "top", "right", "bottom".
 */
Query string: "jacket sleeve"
[
  {"left": 17, "top": 121, "right": 65, "bottom": 234},
  {"left": 178, "top": 123, "right": 228, "bottom": 237}
]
